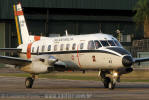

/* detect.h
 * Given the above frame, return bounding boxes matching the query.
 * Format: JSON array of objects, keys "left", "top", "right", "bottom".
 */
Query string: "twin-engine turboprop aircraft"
[{"left": 0, "top": 3, "right": 149, "bottom": 89}]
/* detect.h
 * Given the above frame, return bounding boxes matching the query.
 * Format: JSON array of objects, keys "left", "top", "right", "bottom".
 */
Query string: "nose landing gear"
[{"left": 99, "top": 70, "right": 120, "bottom": 90}]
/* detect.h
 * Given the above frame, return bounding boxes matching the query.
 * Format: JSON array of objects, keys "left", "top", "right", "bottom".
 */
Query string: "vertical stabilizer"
[{"left": 13, "top": 3, "right": 29, "bottom": 45}]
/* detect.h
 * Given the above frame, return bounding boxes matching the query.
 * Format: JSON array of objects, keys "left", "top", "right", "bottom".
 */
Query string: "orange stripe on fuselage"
[
  {"left": 77, "top": 45, "right": 81, "bottom": 67},
  {"left": 27, "top": 43, "right": 32, "bottom": 59},
  {"left": 34, "top": 36, "right": 41, "bottom": 41},
  {"left": 26, "top": 36, "right": 40, "bottom": 59}
]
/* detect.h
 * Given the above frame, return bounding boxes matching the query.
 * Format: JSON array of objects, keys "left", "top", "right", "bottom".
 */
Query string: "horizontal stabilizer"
[
  {"left": 0, "top": 48, "right": 22, "bottom": 52},
  {"left": 0, "top": 56, "right": 31, "bottom": 66}
]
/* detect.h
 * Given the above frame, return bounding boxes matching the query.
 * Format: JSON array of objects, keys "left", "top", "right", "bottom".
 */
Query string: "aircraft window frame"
[
  {"left": 42, "top": 45, "right": 45, "bottom": 52},
  {"left": 80, "top": 43, "right": 84, "bottom": 50},
  {"left": 72, "top": 43, "right": 76, "bottom": 50},
  {"left": 37, "top": 46, "right": 39, "bottom": 55},
  {"left": 100, "top": 40, "right": 110, "bottom": 47},
  {"left": 32, "top": 47, "right": 34, "bottom": 53},
  {"left": 94, "top": 40, "right": 102, "bottom": 49},
  {"left": 66, "top": 44, "right": 70, "bottom": 51},
  {"left": 88, "top": 40, "right": 95, "bottom": 50},
  {"left": 48, "top": 45, "right": 51, "bottom": 51},
  {"left": 54, "top": 45, "right": 57, "bottom": 51},
  {"left": 107, "top": 40, "right": 116, "bottom": 46},
  {"left": 114, "top": 40, "right": 122, "bottom": 47},
  {"left": 60, "top": 44, "right": 64, "bottom": 51}
]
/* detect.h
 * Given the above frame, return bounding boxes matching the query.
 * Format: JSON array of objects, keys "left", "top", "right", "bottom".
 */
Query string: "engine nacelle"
[
  {"left": 47, "top": 64, "right": 77, "bottom": 72},
  {"left": 119, "top": 67, "right": 133, "bottom": 75},
  {"left": 47, "top": 65, "right": 66, "bottom": 72},
  {"left": 48, "top": 56, "right": 58, "bottom": 65},
  {"left": 125, "top": 68, "right": 133, "bottom": 73}
]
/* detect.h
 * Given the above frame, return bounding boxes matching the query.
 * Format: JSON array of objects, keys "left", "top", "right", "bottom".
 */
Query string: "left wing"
[
  {"left": 133, "top": 57, "right": 149, "bottom": 63},
  {"left": 0, "top": 56, "right": 31, "bottom": 66},
  {"left": 0, "top": 48, "right": 22, "bottom": 53}
]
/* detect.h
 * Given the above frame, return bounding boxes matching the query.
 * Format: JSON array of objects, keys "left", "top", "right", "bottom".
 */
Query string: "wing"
[
  {"left": 0, "top": 56, "right": 31, "bottom": 66},
  {"left": 0, "top": 48, "right": 22, "bottom": 52},
  {"left": 133, "top": 57, "right": 149, "bottom": 63}
]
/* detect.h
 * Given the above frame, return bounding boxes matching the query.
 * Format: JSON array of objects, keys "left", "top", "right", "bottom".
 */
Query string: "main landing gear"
[
  {"left": 25, "top": 74, "right": 38, "bottom": 88},
  {"left": 99, "top": 70, "right": 120, "bottom": 90}
]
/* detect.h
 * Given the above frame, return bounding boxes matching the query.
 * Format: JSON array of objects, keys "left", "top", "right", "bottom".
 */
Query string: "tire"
[
  {"left": 25, "top": 77, "right": 34, "bottom": 88},
  {"left": 108, "top": 82, "right": 116, "bottom": 90},
  {"left": 103, "top": 77, "right": 111, "bottom": 88}
]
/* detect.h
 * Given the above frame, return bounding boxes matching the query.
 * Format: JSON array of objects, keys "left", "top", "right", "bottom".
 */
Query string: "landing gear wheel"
[
  {"left": 108, "top": 82, "right": 116, "bottom": 90},
  {"left": 103, "top": 77, "right": 111, "bottom": 88},
  {"left": 25, "top": 77, "right": 34, "bottom": 88}
]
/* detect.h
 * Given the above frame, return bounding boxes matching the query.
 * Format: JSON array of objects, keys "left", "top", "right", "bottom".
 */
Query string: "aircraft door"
[{"left": 76, "top": 40, "right": 86, "bottom": 68}]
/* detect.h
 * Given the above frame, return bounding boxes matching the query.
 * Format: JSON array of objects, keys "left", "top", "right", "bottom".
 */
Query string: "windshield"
[
  {"left": 114, "top": 40, "right": 122, "bottom": 47},
  {"left": 94, "top": 40, "right": 102, "bottom": 49},
  {"left": 108, "top": 40, "right": 116, "bottom": 46},
  {"left": 100, "top": 40, "right": 110, "bottom": 46}
]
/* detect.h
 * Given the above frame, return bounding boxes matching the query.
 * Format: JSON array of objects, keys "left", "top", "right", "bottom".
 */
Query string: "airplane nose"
[{"left": 122, "top": 56, "right": 133, "bottom": 67}]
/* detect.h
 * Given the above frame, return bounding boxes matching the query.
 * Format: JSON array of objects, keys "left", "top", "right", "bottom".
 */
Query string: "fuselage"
[{"left": 17, "top": 33, "right": 133, "bottom": 74}]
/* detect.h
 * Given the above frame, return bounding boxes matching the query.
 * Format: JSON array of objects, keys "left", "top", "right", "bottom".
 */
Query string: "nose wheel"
[
  {"left": 108, "top": 81, "right": 116, "bottom": 90},
  {"left": 103, "top": 77, "right": 110, "bottom": 88},
  {"left": 99, "top": 70, "right": 119, "bottom": 90},
  {"left": 25, "top": 77, "right": 34, "bottom": 88},
  {"left": 103, "top": 77, "right": 116, "bottom": 89}
]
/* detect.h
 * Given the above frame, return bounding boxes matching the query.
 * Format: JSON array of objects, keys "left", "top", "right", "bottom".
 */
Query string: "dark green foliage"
[{"left": 133, "top": 0, "right": 149, "bottom": 26}]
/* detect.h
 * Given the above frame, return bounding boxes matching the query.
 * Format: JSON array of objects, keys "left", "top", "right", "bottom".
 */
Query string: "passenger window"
[
  {"left": 32, "top": 47, "right": 34, "bottom": 52},
  {"left": 80, "top": 43, "right": 84, "bottom": 49},
  {"left": 72, "top": 43, "right": 76, "bottom": 50},
  {"left": 108, "top": 40, "right": 115, "bottom": 46},
  {"left": 42, "top": 45, "right": 45, "bottom": 52},
  {"left": 66, "top": 44, "right": 70, "bottom": 50},
  {"left": 100, "top": 40, "right": 109, "bottom": 46},
  {"left": 48, "top": 45, "right": 51, "bottom": 51},
  {"left": 94, "top": 40, "right": 102, "bottom": 49},
  {"left": 54, "top": 45, "right": 57, "bottom": 51},
  {"left": 60, "top": 44, "right": 64, "bottom": 51},
  {"left": 88, "top": 41, "right": 95, "bottom": 50}
]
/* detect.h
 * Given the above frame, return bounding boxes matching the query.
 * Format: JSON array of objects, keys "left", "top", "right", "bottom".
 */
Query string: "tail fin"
[{"left": 13, "top": 3, "right": 29, "bottom": 45}]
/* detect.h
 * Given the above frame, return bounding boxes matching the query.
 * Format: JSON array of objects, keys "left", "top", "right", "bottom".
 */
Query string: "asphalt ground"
[{"left": 0, "top": 76, "right": 149, "bottom": 100}]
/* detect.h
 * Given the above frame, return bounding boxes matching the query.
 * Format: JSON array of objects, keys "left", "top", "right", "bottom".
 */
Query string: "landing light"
[{"left": 113, "top": 72, "right": 118, "bottom": 77}]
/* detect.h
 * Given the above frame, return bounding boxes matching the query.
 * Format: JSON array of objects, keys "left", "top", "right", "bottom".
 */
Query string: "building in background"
[{"left": 0, "top": 0, "right": 142, "bottom": 49}]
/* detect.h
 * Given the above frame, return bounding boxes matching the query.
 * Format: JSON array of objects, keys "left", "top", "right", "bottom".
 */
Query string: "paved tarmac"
[{"left": 0, "top": 76, "right": 149, "bottom": 100}]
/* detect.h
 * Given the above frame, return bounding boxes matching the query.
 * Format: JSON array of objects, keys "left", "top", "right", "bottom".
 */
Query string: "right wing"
[{"left": 0, "top": 56, "right": 31, "bottom": 66}]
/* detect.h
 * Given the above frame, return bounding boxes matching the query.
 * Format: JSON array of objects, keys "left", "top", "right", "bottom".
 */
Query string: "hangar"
[{"left": 0, "top": 0, "right": 141, "bottom": 48}]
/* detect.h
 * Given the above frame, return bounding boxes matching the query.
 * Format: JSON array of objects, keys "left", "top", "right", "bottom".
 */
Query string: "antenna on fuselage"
[
  {"left": 99, "top": 24, "right": 102, "bottom": 33},
  {"left": 65, "top": 29, "right": 68, "bottom": 36}
]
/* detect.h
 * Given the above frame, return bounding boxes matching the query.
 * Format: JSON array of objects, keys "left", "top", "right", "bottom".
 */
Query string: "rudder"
[{"left": 13, "top": 3, "right": 29, "bottom": 45}]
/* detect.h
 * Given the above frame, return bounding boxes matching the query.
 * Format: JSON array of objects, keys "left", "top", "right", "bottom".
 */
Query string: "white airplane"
[{"left": 0, "top": 3, "right": 149, "bottom": 90}]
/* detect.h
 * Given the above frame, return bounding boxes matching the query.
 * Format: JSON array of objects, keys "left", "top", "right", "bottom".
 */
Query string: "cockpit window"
[
  {"left": 114, "top": 40, "right": 122, "bottom": 47},
  {"left": 94, "top": 40, "right": 102, "bottom": 49},
  {"left": 108, "top": 40, "right": 115, "bottom": 46},
  {"left": 88, "top": 40, "right": 95, "bottom": 50},
  {"left": 100, "top": 40, "right": 109, "bottom": 46}
]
